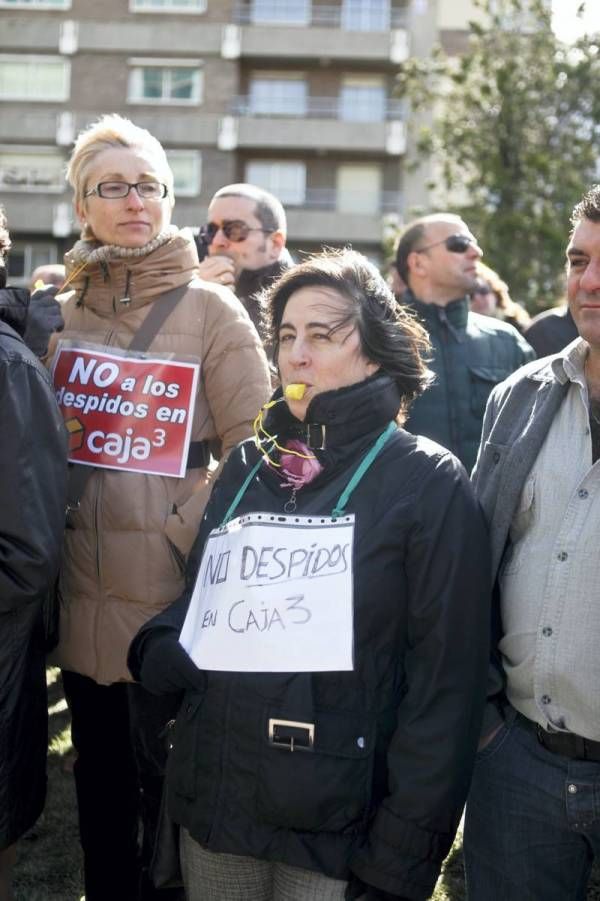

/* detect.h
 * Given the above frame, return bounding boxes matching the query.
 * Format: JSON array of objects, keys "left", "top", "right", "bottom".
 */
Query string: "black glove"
[
  {"left": 136, "top": 629, "right": 206, "bottom": 696},
  {"left": 23, "top": 285, "right": 64, "bottom": 357},
  {"left": 346, "top": 875, "right": 414, "bottom": 901}
]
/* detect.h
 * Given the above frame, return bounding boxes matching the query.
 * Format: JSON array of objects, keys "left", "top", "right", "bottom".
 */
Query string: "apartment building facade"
[{"left": 0, "top": 0, "right": 475, "bottom": 283}]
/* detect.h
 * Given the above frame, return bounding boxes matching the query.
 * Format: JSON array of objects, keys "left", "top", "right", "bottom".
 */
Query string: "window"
[
  {"left": 130, "top": 0, "right": 206, "bottom": 11},
  {"left": 336, "top": 165, "right": 381, "bottom": 214},
  {"left": 245, "top": 161, "right": 306, "bottom": 206},
  {"left": 7, "top": 241, "right": 59, "bottom": 286},
  {"left": 128, "top": 59, "right": 202, "bottom": 104},
  {"left": 0, "top": 146, "right": 65, "bottom": 192},
  {"left": 341, "top": 0, "right": 390, "bottom": 31},
  {"left": 0, "top": 55, "right": 70, "bottom": 102},
  {"left": 0, "top": 0, "right": 70, "bottom": 7},
  {"left": 340, "top": 76, "right": 386, "bottom": 122},
  {"left": 248, "top": 76, "right": 307, "bottom": 116},
  {"left": 166, "top": 149, "right": 201, "bottom": 197},
  {"left": 249, "top": 0, "right": 310, "bottom": 25}
]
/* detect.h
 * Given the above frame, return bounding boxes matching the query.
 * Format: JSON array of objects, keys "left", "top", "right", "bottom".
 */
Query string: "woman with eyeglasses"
[
  {"left": 129, "top": 249, "right": 491, "bottom": 901},
  {"left": 45, "top": 114, "right": 271, "bottom": 901}
]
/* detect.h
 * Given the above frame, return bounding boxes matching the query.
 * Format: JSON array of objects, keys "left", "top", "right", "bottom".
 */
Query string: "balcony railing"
[
  {"left": 231, "top": 95, "right": 405, "bottom": 121},
  {"left": 290, "top": 189, "right": 402, "bottom": 214},
  {"left": 232, "top": 1, "right": 408, "bottom": 29}
]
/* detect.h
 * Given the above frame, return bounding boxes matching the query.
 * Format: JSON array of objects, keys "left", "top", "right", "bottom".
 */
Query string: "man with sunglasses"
[
  {"left": 195, "top": 184, "right": 293, "bottom": 338},
  {"left": 396, "top": 213, "right": 534, "bottom": 471}
]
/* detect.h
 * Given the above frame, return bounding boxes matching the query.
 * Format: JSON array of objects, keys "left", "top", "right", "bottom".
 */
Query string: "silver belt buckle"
[{"left": 268, "top": 718, "right": 315, "bottom": 752}]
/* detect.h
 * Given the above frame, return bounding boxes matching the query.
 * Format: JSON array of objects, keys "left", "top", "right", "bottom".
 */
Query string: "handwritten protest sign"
[
  {"left": 52, "top": 343, "right": 199, "bottom": 477},
  {"left": 179, "top": 512, "right": 355, "bottom": 672}
]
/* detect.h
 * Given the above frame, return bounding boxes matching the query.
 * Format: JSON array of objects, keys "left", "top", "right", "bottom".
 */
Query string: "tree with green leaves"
[{"left": 397, "top": 0, "right": 600, "bottom": 310}]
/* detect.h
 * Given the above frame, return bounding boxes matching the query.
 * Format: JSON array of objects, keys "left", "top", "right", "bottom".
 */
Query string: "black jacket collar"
[
  {"left": 405, "top": 289, "right": 469, "bottom": 330},
  {"left": 235, "top": 249, "right": 294, "bottom": 304},
  {"left": 263, "top": 373, "right": 401, "bottom": 469}
]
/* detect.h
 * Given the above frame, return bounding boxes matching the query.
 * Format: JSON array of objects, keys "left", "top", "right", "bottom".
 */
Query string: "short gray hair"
[{"left": 212, "top": 183, "right": 287, "bottom": 236}]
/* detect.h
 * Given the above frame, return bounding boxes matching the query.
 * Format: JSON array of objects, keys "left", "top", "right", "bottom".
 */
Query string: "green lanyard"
[{"left": 220, "top": 420, "right": 396, "bottom": 527}]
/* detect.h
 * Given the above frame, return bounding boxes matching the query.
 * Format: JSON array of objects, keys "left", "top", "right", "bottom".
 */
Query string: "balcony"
[
  {"left": 231, "top": 95, "right": 404, "bottom": 120},
  {"left": 228, "top": 97, "right": 406, "bottom": 153},
  {"left": 1, "top": 194, "right": 73, "bottom": 236},
  {"left": 299, "top": 188, "right": 401, "bottom": 213},
  {"left": 287, "top": 189, "right": 402, "bottom": 244},
  {"left": 233, "top": 1, "right": 409, "bottom": 62},
  {"left": 232, "top": 1, "right": 407, "bottom": 29}
]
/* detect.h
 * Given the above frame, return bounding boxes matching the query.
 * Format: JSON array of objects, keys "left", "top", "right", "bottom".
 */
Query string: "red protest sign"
[{"left": 52, "top": 344, "right": 200, "bottom": 478}]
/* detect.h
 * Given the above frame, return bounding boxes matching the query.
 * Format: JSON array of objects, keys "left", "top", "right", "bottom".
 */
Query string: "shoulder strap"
[
  {"left": 127, "top": 283, "right": 189, "bottom": 352},
  {"left": 66, "top": 283, "right": 191, "bottom": 514},
  {"left": 331, "top": 421, "right": 396, "bottom": 518}
]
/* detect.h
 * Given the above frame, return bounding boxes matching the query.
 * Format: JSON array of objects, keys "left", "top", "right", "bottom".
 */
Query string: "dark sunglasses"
[
  {"left": 199, "top": 220, "right": 272, "bottom": 244},
  {"left": 416, "top": 233, "right": 479, "bottom": 254}
]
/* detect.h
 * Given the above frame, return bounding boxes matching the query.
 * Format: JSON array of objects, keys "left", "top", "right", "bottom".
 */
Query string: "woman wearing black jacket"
[
  {"left": 0, "top": 208, "right": 67, "bottom": 901},
  {"left": 129, "top": 249, "right": 491, "bottom": 901}
]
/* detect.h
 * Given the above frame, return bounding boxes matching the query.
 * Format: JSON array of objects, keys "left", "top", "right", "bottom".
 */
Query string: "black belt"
[{"left": 527, "top": 718, "right": 600, "bottom": 762}]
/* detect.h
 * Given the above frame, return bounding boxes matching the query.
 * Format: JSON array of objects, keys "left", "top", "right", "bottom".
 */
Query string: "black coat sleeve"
[
  {"left": 350, "top": 454, "right": 491, "bottom": 900},
  {"left": 0, "top": 349, "right": 67, "bottom": 613}
]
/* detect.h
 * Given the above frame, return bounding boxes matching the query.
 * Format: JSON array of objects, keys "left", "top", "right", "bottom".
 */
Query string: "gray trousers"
[{"left": 180, "top": 829, "right": 350, "bottom": 901}]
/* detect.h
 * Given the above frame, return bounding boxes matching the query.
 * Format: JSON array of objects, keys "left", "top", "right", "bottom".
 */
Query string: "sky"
[{"left": 552, "top": 0, "right": 600, "bottom": 43}]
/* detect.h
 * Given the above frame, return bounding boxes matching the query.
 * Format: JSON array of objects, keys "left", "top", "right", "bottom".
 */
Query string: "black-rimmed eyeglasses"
[
  {"left": 199, "top": 220, "right": 273, "bottom": 245},
  {"left": 415, "top": 234, "right": 479, "bottom": 254},
  {"left": 84, "top": 181, "right": 169, "bottom": 200}
]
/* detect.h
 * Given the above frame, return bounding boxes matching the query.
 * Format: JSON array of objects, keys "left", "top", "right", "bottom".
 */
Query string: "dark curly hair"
[
  {"left": 262, "top": 248, "right": 432, "bottom": 421},
  {"left": 571, "top": 184, "right": 600, "bottom": 232}
]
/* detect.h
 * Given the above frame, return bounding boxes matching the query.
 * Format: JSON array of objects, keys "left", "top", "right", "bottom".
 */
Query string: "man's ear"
[
  {"left": 407, "top": 249, "right": 430, "bottom": 280},
  {"left": 267, "top": 230, "right": 286, "bottom": 261}
]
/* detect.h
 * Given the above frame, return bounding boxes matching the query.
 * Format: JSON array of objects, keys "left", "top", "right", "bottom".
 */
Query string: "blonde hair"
[{"left": 67, "top": 114, "right": 175, "bottom": 216}]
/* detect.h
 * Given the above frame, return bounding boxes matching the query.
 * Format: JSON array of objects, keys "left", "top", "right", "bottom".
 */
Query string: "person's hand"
[
  {"left": 24, "top": 285, "right": 64, "bottom": 357},
  {"left": 197, "top": 255, "right": 236, "bottom": 287},
  {"left": 137, "top": 630, "right": 206, "bottom": 696}
]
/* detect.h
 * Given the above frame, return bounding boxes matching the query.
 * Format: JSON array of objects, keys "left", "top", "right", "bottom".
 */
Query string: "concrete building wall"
[{"left": 0, "top": 0, "right": 474, "bottom": 280}]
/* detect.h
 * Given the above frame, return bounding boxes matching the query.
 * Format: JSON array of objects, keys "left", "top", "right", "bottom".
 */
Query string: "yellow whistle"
[
  {"left": 33, "top": 279, "right": 45, "bottom": 291},
  {"left": 284, "top": 383, "right": 306, "bottom": 401}
]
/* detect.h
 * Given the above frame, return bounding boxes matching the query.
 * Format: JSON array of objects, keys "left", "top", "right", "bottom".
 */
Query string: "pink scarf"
[{"left": 279, "top": 440, "right": 323, "bottom": 489}]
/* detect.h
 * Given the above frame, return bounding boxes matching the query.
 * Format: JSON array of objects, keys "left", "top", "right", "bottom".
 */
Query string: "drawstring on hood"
[
  {"left": 75, "top": 276, "right": 90, "bottom": 308},
  {"left": 66, "top": 226, "right": 182, "bottom": 310},
  {"left": 120, "top": 269, "right": 132, "bottom": 305},
  {"left": 62, "top": 227, "right": 200, "bottom": 317}
]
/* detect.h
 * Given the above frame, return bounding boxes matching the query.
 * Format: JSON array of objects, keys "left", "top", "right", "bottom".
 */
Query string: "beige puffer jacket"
[{"left": 47, "top": 228, "right": 271, "bottom": 684}]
